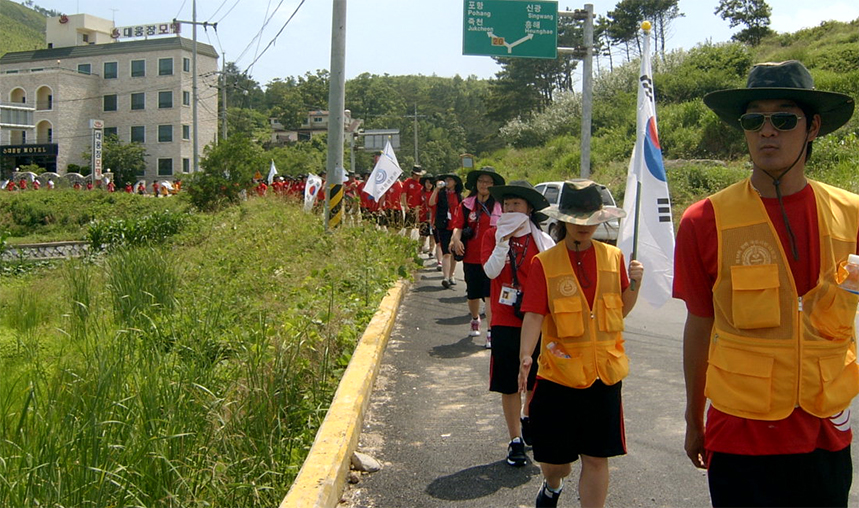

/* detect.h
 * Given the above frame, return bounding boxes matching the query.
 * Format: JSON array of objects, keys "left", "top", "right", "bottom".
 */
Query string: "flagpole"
[
  {"left": 629, "top": 21, "right": 653, "bottom": 292},
  {"left": 630, "top": 181, "right": 642, "bottom": 291}
]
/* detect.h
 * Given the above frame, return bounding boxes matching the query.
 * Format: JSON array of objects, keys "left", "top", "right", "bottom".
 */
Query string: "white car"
[{"left": 535, "top": 180, "right": 620, "bottom": 244}]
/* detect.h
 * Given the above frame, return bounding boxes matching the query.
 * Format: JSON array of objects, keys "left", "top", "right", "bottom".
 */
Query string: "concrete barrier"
[{"left": 279, "top": 280, "right": 407, "bottom": 508}]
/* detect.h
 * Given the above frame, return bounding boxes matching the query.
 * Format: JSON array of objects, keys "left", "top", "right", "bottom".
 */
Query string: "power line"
[
  {"left": 215, "top": 0, "right": 243, "bottom": 25},
  {"left": 241, "top": 0, "right": 306, "bottom": 76},
  {"left": 233, "top": 0, "right": 287, "bottom": 66}
]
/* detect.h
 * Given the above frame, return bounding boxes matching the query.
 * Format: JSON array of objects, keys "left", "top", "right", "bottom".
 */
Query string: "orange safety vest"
[
  {"left": 708, "top": 179, "right": 859, "bottom": 420},
  {"left": 536, "top": 241, "right": 628, "bottom": 389}
]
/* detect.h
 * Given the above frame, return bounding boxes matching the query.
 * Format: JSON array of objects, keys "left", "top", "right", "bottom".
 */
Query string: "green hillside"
[{"left": 0, "top": 0, "right": 47, "bottom": 56}]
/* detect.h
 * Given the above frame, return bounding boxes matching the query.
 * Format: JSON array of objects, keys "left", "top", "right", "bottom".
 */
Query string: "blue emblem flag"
[
  {"left": 617, "top": 24, "right": 675, "bottom": 309},
  {"left": 363, "top": 139, "right": 403, "bottom": 201}
]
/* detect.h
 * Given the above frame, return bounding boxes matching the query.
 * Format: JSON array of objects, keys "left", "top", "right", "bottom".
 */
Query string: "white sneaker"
[{"left": 470, "top": 318, "right": 481, "bottom": 337}]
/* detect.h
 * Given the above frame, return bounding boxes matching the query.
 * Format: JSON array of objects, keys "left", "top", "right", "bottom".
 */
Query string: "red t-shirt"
[
  {"left": 421, "top": 189, "right": 434, "bottom": 222},
  {"left": 385, "top": 181, "right": 403, "bottom": 210},
  {"left": 481, "top": 227, "right": 542, "bottom": 327},
  {"left": 404, "top": 178, "right": 423, "bottom": 209},
  {"left": 451, "top": 197, "right": 497, "bottom": 264},
  {"left": 674, "top": 184, "right": 855, "bottom": 455},
  {"left": 521, "top": 243, "right": 630, "bottom": 315}
]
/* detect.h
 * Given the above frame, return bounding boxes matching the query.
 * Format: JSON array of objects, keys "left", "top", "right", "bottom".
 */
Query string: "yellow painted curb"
[{"left": 279, "top": 280, "right": 408, "bottom": 508}]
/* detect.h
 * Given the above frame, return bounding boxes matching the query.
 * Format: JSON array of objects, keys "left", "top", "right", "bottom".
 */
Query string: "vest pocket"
[
  {"left": 546, "top": 353, "right": 589, "bottom": 388},
  {"left": 553, "top": 297, "right": 585, "bottom": 338},
  {"left": 706, "top": 342, "right": 774, "bottom": 415},
  {"left": 807, "top": 284, "right": 857, "bottom": 341},
  {"left": 601, "top": 345, "right": 629, "bottom": 384},
  {"left": 811, "top": 351, "right": 859, "bottom": 416},
  {"left": 598, "top": 293, "right": 625, "bottom": 332},
  {"left": 730, "top": 264, "right": 780, "bottom": 329}
]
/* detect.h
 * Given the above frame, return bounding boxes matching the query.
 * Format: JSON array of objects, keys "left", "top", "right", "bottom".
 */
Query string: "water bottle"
[
  {"left": 546, "top": 342, "right": 571, "bottom": 359},
  {"left": 839, "top": 254, "right": 859, "bottom": 294}
]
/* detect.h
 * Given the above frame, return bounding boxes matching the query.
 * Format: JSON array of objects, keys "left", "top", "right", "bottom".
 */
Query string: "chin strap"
[{"left": 753, "top": 131, "right": 810, "bottom": 262}]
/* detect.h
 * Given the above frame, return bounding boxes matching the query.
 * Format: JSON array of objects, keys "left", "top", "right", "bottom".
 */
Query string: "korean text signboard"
[{"left": 463, "top": 0, "right": 558, "bottom": 59}]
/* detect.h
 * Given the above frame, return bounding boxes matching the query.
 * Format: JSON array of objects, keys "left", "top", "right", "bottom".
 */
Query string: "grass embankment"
[{"left": 0, "top": 195, "right": 419, "bottom": 507}]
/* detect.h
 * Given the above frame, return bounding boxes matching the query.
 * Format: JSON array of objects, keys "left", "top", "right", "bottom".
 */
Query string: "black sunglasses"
[{"left": 738, "top": 112, "right": 803, "bottom": 132}]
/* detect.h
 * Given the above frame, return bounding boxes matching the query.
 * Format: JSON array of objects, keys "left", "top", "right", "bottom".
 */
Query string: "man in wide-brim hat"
[
  {"left": 482, "top": 180, "right": 555, "bottom": 468},
  {"left": 677, "top": 60, "right": 858, "bottom": 507},
  {"left": 516, "top": 179, "right": 642, "bottom": 507}
]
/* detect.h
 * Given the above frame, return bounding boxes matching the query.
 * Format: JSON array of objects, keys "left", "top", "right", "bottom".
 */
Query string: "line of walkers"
[{"left": 422, "top": 60, "right": 859, "bottom": 508}]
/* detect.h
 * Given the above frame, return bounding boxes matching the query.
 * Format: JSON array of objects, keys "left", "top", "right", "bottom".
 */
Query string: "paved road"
[{"left": 344, "top": 257, "right": 859, "bottom": 507}]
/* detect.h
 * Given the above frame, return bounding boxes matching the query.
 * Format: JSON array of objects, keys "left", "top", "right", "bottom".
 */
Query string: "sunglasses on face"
[{"left": 738, "top": 112, "right": 803, "bottom": 132}]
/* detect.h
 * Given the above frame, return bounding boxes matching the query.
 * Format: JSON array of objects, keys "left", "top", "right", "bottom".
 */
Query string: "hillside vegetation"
[
  {"left": 0, "top": 195, "right": 419, "bottom": 506},
  {"left": 0, "top": 0, "right": 46, "bottom": 56},
  {"left": 484, "top": 18, "right": 859, "bottom": 219}
]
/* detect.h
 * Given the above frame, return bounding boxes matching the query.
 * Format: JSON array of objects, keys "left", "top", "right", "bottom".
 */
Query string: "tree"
[
  {"left": 264, "top": 70, "right": 331, "bottom": 130},
  {"left": 486, "top": 15, "right": 580, "bottom": 121},
  {"left": 606, "top": 0, "right": 684, "bottom": 61},
  {"left": 185, "top": 135, "right": 267, "bottom": 210},
  {"left": 715, "top": 0, "right": 774, "bottom": 46},
  {"left": 221, "top": 62, "right": 265, "bottom": 110},
  {"left": 82, "top": 134, "right": 148, "bottom": 186}
]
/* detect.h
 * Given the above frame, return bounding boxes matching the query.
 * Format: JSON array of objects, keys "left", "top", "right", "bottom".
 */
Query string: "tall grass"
[{"left": 0, "top": 197, "right": 418, "bottom": 506}]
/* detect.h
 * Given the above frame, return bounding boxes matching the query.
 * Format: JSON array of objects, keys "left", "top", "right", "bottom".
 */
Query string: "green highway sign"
[{"left": 463, "top": 0, "right": 558, "bottom": 59}]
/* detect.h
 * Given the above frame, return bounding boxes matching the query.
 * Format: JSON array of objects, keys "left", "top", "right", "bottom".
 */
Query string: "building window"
[
  {"left": 77, "top": 63, "right": 91, "bottom": 75},
  {"left": 47, "top": 128, "right": 53, "bottom": 143},
  {"left": 104, "top": 127, "right": 118, "bottom": 139},
  {"left": 131, "top": 93, "right": 145, "bottom": 110},
  {"left": 183, "top": 158, "right": 190, "bottom": 173},
  {"left": 131, "top": 59, "right": 145, "bottom": 77},
  {"left": 313, "top": 117, "right": 323, "bottom": 123},
  {"left": 158, "top": 158, "right": 173, "bottom": 176},
  {"left": 182, "top": 124, "right": 190, "bottom": 140},
  {"left": 183, "top": 57, "right": 190, "bottom": 72},
  {"left": 182, "top": 90, "right": 190, "bottom": 106},
  {"left": 103, "top": 94, "right": 117, "bottom": 112},
  {"left": 158, "top": 58, "right": 173, "bottom": 76},
  {"left": 158, "top": 91, "right": 173, "bottom": 109},
  {"left": 158, "top": 125, "right": 173, "bottom": 142},
  {"left": 104, "top": 61, "right": 117, "bottom": 79},
  {"left": 82, "top": 34, "right": 89, "bottom": 43},
  {"left": 130, "top": 126, "right": 145, "bottom": 143}
]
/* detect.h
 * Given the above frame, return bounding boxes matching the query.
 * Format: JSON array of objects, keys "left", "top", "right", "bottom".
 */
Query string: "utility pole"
[
  {"left": 403, "top": 105, "right": 425, "bottom": 166},
  {"left": 324, "top": 0, "right": 347, "bottom": 231},
  {"left": 174, "top": 0, "right": 216, "bottom": 173},
  {"left": 559, "top": 4, "right": 594, "bottom": 179},
  {"left": 221, "top": 53, "right": 228, "bottom": 140}
]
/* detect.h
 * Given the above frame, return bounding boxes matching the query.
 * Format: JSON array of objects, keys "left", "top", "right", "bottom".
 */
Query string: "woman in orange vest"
[{"left": 518, "top": 180, "right": 643, "bottom": 508}]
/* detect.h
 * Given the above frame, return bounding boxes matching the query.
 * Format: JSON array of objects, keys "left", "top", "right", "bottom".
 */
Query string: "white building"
[{"left": 0, "top": 13, "right": 219, "bottom": 182}]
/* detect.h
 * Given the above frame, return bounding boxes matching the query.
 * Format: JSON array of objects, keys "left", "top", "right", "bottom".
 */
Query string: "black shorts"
[
  {"left": 437, "top": 228, "right": 453, "bottom": 255},
  {"left": 529, "top": 379, "right": 626, "bottom": 464},
  {"left": 708, "top": 447, "right": 852, "bottom": 507},
  {"left": 489, "top": 325, "right": 539, "bottom": 394},
  {"left": 463, "top": 262, "right": 491, "bottom": 300}
]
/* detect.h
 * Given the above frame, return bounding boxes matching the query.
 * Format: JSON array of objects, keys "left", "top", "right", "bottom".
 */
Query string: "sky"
[{"left": 27, "top": 0, "right": 859, "bottom": 89}]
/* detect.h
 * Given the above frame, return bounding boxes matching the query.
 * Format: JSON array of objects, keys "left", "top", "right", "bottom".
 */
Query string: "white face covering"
[
  {"left": 495, "top": 212, "right": 531, "bottom": 240},
  {"left": 494, "top": 212, "right": 554, "bottom": 252}
]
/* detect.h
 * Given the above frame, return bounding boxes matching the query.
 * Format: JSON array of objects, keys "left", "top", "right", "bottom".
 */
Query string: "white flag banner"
[
  {"left": 363, "top": 139, "right": 402, "bottom": 201},
  {"left": 617, "top": 26, "right": 675, "bottom": 309},
  {"left": 304, "top": 173, "right": 322, "bottom": 212},
  {"left": 267, "top": 160, "right": 278, "bottom": 184}
]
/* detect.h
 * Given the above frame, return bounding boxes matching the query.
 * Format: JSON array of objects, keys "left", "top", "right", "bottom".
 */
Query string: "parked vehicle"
[{"left": 534, "top": 180, "right": 620, "bottom": 244}]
